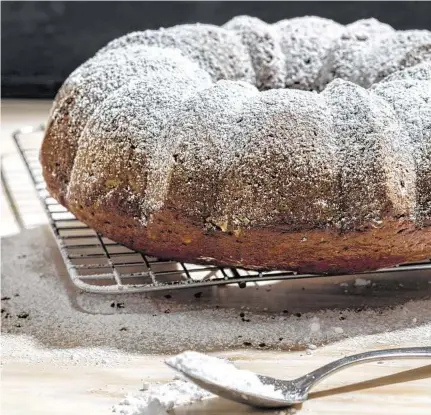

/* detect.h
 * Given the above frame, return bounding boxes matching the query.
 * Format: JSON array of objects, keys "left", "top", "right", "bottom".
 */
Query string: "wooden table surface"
[{"left": 3, "top": 335, "right": 431, "bottom": 415}]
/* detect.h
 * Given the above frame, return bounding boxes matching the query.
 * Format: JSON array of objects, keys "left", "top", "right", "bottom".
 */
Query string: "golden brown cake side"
[{"left": 46, "top": 200, "right": 430, "bottom": 275}]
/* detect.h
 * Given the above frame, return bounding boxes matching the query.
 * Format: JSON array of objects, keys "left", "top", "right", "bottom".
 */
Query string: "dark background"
[{"left": 2, "top": 1, "right": 431, "bottom": 98}]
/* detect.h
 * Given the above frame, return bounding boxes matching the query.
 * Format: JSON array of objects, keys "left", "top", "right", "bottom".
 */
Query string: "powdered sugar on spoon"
[{"left": 165, "top": 351, "right": 287, "bottom": 407}]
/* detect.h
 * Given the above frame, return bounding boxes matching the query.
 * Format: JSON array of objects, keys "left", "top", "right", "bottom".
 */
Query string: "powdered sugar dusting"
[
  {"left": 67, "top": 65, "right": 213, "bottom": 223},
  {"left": 113, "top": 377, "right": 212, "bottom": 415},
  {"left": 224, "top": 15, "right": 286, "bottom": 89},
  {"left": 319, "top": 20, "right": 431, "bottom": 88},
  {"left": 206, "top": 88, "right": 337, "bottom": 230},
  {"left": 98, "top": 23, "right": 255, "bottom": 84},
  {"left": 371, "top": 64, "right": 431, "bottom": 223},
  {"left": 46, "top": 45, "right": 211, "bottom": 200},
  {"left": 274, "top": 16, "right": 344, "bottom": 90},
  {"left": 161, "top": 80, "right": 260, "bottom": 223},
  {"left": 379, "top": 61, "right": 431, "bottom": 82},
  {"left": 323, "top": 79, "right": 416, "bottom": 229}
]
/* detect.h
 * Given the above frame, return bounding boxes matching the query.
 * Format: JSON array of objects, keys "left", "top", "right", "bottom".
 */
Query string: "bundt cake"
[{"left": 41, "top": 16, "right": 431, "bottom": 275}]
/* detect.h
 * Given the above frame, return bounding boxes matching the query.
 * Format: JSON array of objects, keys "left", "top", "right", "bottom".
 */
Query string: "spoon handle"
[{"left": 297, "top": 346, "right": 431, "bottom": 394}]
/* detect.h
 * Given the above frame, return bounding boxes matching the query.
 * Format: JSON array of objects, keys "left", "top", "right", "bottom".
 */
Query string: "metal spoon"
[{"left": 166, "top": 347, "right": 431, "bottom": 408}]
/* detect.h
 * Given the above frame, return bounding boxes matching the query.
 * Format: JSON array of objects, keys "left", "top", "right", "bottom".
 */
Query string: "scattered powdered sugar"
[
  {"left": 113, "top": 377, "right": 212, "bottom": 415},
  {"left": 354, "top": 278, "right": 372, "bottom": 287},
  {"left": 3, "top": 228, "right": 431, "bottom": 356},
  {"left": 309, "top": 319, "right": 322, "bottom": 333},
  {"left": 166, "top": 351, "right": 285, "bottom": 399}
]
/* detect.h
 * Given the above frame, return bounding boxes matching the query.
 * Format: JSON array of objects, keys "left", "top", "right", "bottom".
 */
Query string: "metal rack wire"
[{"left": 11, "top": 125, "right": 431, "bottom": 294}]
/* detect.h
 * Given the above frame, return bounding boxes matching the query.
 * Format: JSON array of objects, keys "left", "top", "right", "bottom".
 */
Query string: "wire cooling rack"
[{"left": 10, "top": 125, "right": 431, "bottom": 294}]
